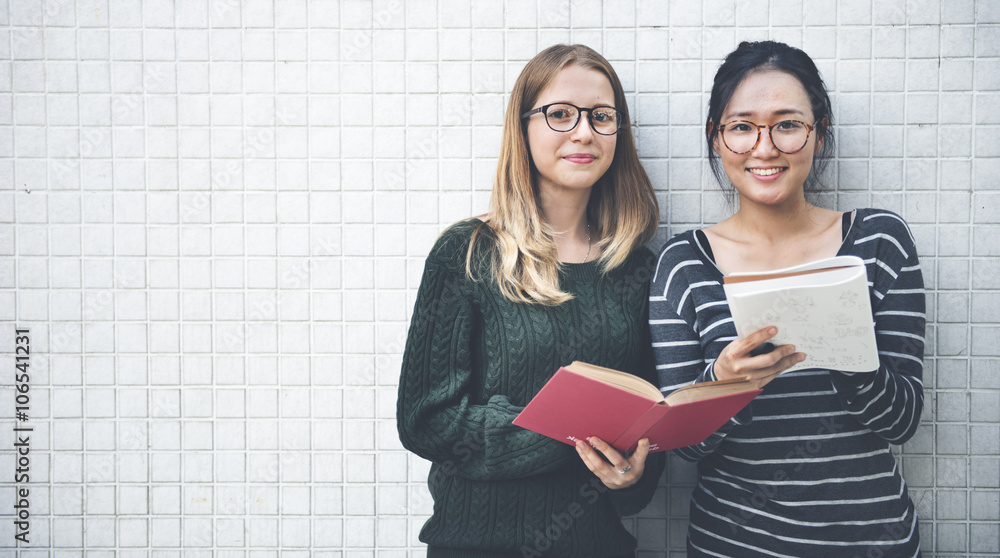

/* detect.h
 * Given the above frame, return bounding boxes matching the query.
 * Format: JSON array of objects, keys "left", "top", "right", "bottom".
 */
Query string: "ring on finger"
[{"left": 617, "top": 465, "right": 631, "bottom": 475}]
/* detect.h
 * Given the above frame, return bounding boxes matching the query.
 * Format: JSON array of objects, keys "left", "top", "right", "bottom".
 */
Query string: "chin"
[
  {"left": 557, "top": 174, "right": 603, "bottom": 190},
  {"left": 743, "top": 193, "right": 799, "bottom": 208},
  {"left": 733, "top": 185, "right": 790, "bottom": 203}
]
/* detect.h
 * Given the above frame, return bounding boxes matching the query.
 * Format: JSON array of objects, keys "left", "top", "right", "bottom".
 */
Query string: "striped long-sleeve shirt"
[{"left": 649, "top": 208, "right": 925, "bottom": 558}]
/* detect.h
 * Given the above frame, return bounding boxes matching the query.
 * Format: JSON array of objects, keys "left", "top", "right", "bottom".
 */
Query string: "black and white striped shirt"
[{"left": 649, "top": 208, "right": 925, "bottom": 558}]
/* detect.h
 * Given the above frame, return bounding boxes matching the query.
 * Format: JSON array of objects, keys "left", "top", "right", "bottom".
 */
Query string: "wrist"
[{"left": 709, "top": 361, "right": 729, "bottom": 382}]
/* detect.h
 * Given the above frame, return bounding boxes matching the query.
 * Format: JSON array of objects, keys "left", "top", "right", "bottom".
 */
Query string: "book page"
[
  {"left": 725, "top": 255, "right": 866, "bottom": 279},
  {"left": 725, "top": 264, "right": 879, "bottom": 373},
  {"left": 565, "top": 361, "right": 663, "bottom": 400},
  {"left": 664, "top": 378, "right": 759, "bottom": 405}
]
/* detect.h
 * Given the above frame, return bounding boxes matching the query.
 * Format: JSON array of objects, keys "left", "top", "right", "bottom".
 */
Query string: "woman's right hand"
[{"left": 714, "top": 326, "right": 805, "bottom": 389}]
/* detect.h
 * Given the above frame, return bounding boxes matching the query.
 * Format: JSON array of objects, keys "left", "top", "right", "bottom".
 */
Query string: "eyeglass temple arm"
[{"left": 520, "top": 107, "right": 544, "bottom": 119}]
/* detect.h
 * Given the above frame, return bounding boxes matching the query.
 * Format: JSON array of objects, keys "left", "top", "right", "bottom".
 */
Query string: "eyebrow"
[
  {"left": 545, "top": 101, "right": 617, "bottom": 108},
  {"left": 723, "top": 108, "right": 806, "bottom": 120}
]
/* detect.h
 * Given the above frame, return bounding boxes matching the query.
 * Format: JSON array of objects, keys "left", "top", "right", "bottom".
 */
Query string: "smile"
[
  {"left": 747, "top": 167, "right": 787, "bottom": 176},
  {"left": 564, "top": 154, "right": 597, "bottom": 164}
]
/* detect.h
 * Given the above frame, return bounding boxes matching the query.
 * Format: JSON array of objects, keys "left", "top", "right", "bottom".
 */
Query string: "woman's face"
[
  {"left": 713, "top": 69, "right": 823, "bottom": 209},
  {"left": 525, "top": 64, "right": 617, "bottom": 198}
]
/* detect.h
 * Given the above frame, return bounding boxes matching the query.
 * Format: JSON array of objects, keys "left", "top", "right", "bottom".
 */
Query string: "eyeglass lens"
[
  {"left": 722, "top": 120, "right": 810, "bottom": 154},
  {"left": 545, "top": 104, "right": 620, "bottom": 135}
]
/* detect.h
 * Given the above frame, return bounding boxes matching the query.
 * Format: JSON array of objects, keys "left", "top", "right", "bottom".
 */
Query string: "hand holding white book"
[{"left": 723, "top": 255, "right": 879, "bottom": 373}]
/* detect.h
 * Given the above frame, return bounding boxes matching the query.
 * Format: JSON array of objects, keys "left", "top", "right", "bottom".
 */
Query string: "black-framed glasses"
[
  {"left": 521, "top": 103, "right": 622, "bottom": 136},
  {"left": 717, "top": 120, "right": 816, "bottom": 154}
]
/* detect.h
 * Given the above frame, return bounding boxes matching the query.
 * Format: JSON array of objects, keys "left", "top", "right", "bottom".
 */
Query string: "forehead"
[
  {"left": 723, "top": 69, "right": 814, "bottom": 120},
  {"left": 536, "top": 64, "right": 616, "bottom": 106}
]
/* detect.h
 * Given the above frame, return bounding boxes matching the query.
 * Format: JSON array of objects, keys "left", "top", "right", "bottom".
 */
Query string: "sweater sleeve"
[
  {"left": 830, "top": 213, "right": 926, "bottom": 444},
  {"left": 648, "top": 238, "right": 747, "bottom": 462},
  {"left": 396, "top": 233, "right": 577, "bottom": 481},
  {"left": 608, "top": 450, "right": 665, "bottom": 517}
]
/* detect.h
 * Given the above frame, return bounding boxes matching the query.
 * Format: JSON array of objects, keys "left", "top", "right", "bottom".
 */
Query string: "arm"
[
  {"left": 611, "top": 447, "right": 665, "bottom": 517},
  {"left": 649, "top": 290, "right": 744, "bottom": 461},
  {"left": 396, "top": 248, "right": 576, "bottom": 481},
  {"left": 647, "top": 240, "right": 801, "bottom": 462},
  {"left": 577, "top": 328, "right": 667, "bottom": 515},
  {"left": 830, "top": 221, "right": 926, "bottom": 444},
  {"left": 576, "top": 437, "right": 666, "bottom": 516},
  {"left": 647, "top": 243, "right": 743, "bottom": 462},
  {"left": 565, "top": 249, "right": 666, "bottom": 515}
]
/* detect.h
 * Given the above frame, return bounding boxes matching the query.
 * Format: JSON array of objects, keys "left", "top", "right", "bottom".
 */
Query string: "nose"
[
  {"left": 569, "top": 112, "right": 596, "bottom": 142},
  {"left": 751, "top": 126, "right": 780, "bottom": 156}
]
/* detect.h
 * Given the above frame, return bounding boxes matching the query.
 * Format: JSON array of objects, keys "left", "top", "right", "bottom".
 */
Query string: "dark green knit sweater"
[{"left": 397, "top": 219, "right": 665, "bottom": 557}]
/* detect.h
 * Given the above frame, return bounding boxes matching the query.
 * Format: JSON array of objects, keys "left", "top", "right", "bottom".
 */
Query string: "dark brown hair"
[{"left": 707, "top": 40, "right": 835, "bottom": 192}]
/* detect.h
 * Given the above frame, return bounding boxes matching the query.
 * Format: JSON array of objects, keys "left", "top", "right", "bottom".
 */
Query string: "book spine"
[{"left": 611, "top": 403, "right": 670, "bottom": 453}]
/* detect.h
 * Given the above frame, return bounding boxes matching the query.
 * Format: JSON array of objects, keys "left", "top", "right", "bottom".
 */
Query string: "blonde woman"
[{"left": 397, "top": 44, "right": 664, "bottom": 557}]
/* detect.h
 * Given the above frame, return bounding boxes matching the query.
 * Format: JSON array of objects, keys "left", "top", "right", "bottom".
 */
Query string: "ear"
[
  {"left": 708, "top": 121, "right": 721, "bottom": 154},
  {"left": 814, "top": 117, "right": 829, "bottom": 153}
]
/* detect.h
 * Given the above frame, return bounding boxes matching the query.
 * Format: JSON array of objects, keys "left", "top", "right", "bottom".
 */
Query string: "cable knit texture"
[{"left": 398, "top": 219, "right": 665, "bottom": 557}]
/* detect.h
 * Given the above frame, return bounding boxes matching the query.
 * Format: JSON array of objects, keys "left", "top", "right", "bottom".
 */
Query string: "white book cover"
[{"left": 723, "top": 256, "right": 879, "bottom": 373}]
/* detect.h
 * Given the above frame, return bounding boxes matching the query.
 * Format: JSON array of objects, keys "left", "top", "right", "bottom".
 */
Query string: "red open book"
[{"left": 513, "top": 361, "right": 761, "bottom": 454}]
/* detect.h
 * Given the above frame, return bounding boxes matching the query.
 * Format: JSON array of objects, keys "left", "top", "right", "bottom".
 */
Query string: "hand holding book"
[
  {"left": 713, "top": 325, "right": 805, "bottom": 388},
  {"left": 575, "top": 435, "right": 651, "bottom": 490}
]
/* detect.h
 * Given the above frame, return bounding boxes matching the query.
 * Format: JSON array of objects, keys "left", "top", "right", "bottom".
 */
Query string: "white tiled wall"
[{"left": 1, "top": 0, "right": 998, "bottom": 555}]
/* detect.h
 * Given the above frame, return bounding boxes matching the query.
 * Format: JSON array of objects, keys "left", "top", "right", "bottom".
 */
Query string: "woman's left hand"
[{"left": 575, "top": 436, "right": 650, "bottom": 490}]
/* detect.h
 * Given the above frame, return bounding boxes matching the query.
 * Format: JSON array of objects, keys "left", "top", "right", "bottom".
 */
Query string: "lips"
[
  {"left": 564, "top": 154, "right": 597, "bottom": 164},
  {"left": 747, "top": 167, "right": 787, "bottom": 176}
]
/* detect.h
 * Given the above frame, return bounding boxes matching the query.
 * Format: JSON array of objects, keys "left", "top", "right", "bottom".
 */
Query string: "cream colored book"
[{"left": 723, "top": 256, "right": 879, "bottom": 373}]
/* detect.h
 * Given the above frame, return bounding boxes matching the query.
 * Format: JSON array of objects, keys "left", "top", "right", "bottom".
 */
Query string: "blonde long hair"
[{"left": 468, "top": 44, "right": 659, "bottom": 305}]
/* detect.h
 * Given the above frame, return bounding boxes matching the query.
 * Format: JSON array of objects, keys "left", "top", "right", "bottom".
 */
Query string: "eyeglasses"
[
  {"left": 717, "top": 120, "right": 816, "bottom": 154},
  {"left": 521, "top": 103, "right": 622, "bottom": 136}
]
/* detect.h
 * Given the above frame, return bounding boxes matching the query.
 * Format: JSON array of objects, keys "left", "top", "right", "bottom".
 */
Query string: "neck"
[
  {"left": 539, "top": 185, "right": 592, "bottom": 262},
  {"left": 539, "top": 186, "right": 591, "bottom": 235},
  {"left": 732, "top": 196, "right": 818, "bottom": 245}
]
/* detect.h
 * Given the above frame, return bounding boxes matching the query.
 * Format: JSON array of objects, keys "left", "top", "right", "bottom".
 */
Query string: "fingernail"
[
  {"left": 769, "top": 327, "right": 777, "bottom": 335},
  {"left": 797, "top": 354, "right": 806, "bottom": 362}
]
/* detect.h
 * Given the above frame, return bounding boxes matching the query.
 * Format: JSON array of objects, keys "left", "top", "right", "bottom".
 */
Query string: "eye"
[
  {"left": 546, "top": 106, "right": 576, "bottom": 121},
  {"left": 775, "top": 120, "right": 804, "bottom": 131},
  {"left": 728, "top": 122, "right": 755, "bottom": 133},
  {"left": 591, "top": 108, "right": 617, "bottom": 123}
]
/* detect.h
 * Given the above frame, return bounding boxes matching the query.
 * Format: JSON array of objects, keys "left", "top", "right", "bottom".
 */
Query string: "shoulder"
[
  {"left": 651, "top": 230, "right": 706, "bottom": 277},
  {"left": 849, "top": 208, "right": 919, "bottom": 260},
  {"left": 426, "top": 218, "right": 492, "bottom": 271},
  {"left": 853, "top": 208, "right": 915, "bottom": 239},
  {"left": 649, "top": 230, "right": 717, "bottom": 296},
  {"left": 654, "top": 229, "right": 701, "bottom": 261}
]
